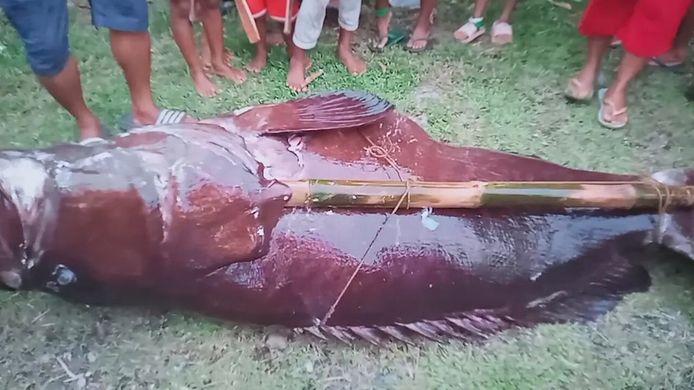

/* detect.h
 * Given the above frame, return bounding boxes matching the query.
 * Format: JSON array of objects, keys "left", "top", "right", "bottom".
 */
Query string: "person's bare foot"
[
  {"left": 247, "top": 48, "right": 268, "bottom": 73},
  {"left": 192, "top": 71, "right": 220, "bottom": 97},
  {"left": 268, "top": 31, "right": 285, "bottom": 46},
  {"left": 211, "top": 62, "right": 247, "bottom": 84},
  {"left": 202, "top": 47, "right": 235, "bottom": 71},
  {"left": 77, "top": 112, "right": 104, "bottom": 140},
  {"left": 407, "top": 26, "right": 432, "bottom": 51},
  {"left": 407, "top": 9, "right": 436, "bottom": 51},
  {"left": 224, "top": 48, "right": 234, "bottom": 62},
  {"left": 287, "top": 52, "right": 308, "bottom": 92},
  {"left": 338, "top": 46, "right": 367, "bottom": 75},
  {"left": 575, "top": 67, "right": 598, "bottom": 91}
]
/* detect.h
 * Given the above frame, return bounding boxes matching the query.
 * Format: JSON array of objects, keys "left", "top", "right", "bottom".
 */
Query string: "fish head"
[
  {"left": 650, "top": 168, "right": 694, "bottom": 261},
  {"left": 0, "top": 187, "right": 24, "bottom": 290}
]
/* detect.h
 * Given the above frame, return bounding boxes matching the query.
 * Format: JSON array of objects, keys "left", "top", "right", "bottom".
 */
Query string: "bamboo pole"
[{"left": 282, "top": 179, "right": 694, "bottom": 210}]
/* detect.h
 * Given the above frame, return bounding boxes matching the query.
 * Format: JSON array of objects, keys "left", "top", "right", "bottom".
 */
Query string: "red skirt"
[{"left": 579, "top": 0, "right": 692, "bottom": 57}]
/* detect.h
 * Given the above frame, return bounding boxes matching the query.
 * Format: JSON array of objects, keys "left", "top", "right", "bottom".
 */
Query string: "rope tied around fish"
[
  {"left": 642, "top": 175, "right": 693, "bottom": 239},
  {"left": 319, "top": 132, "right": 410, "bottom": 325}
]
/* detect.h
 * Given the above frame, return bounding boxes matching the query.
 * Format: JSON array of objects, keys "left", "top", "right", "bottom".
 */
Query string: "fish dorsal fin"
[{"left": 233, "top": 91, "right": 394, "bottom": 135}]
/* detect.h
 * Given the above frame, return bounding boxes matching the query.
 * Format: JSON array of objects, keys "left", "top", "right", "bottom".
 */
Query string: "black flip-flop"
[
  {"left": 648, "top": 57, "right": 686, "bottom": 74},
  {"left": 406, "top": 37, "right": 434, "bottom": 53}
]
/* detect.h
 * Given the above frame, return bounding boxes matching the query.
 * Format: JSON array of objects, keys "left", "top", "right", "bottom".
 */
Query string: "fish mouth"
[{"left": 0, "top": 269, "right": 22, "bottom": 290}]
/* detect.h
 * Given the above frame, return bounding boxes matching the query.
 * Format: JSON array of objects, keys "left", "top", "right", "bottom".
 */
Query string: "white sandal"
[
  {"left": 454, "top": 18, "right": 486, "bottom": 43},
  {"left": 491, "top": 21, "right": 513, "bottom": 45}
]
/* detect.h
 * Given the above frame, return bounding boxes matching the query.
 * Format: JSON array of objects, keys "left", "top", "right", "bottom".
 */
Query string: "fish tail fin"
[
  {"left": 649, "top": 168, "right": 694, "bottom": 261},
  {"left": 515, "top": 252, "right": 651, "bottom": 326},
  {"left": 232, "top": 90, "right": 394, "bottom": 135}
]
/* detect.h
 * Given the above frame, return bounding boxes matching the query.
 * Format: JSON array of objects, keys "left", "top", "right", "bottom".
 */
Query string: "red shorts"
[
  {"left": 579, "top": 0, "right": 692, "bottom": 57},
  {"left": 248, "top": 0, "right": 301, "bottom": 22}
]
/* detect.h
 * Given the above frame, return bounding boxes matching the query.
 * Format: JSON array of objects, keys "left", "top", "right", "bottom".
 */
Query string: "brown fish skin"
[{"left": 0, "top": 91, "right": 691, "bottom": 344}]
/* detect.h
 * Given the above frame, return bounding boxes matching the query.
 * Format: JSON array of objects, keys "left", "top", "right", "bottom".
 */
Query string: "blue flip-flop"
[{"left": 597, "top": 88, "right": 628, "bottom": 129}]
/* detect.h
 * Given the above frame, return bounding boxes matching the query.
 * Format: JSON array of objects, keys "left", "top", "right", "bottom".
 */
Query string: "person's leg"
[
  {"left": 497, "top": 0, "right": 517, "bottom": 23},
  {"left": 199, "top": 0, "right": 246, "bottom": 83},
  {"left": 599, "top": 0, "right": 692, "bottom": 127},
  {"left": 245, "top": 0, "right": 270, "bottom": 72},
  {"left": 91, "top": 0, "right": 192, "bottom": 126},
  {"left": 337, "top": 0, "right": 366, "bottom": 74},
  {"left": 567, "top": 37, "right": 612, "bottom": 99},
  {"left": 454, "top": 0, "right": 488, "bottom": 43},
  {"left": 170, "top": 0, "right": 220, "bottom": 96},
  {"left": 407, "top": 0, "right": 437, "bottom": 50},
  {"left": 289, "top": 0, "right": 329, "bottom": 92},
  {"left": 373, "top": 0, "right": 392, "bottom": 50},
  {"left": 651, "top": 3, "right": 694, "bottom": 66},
  {"left": 267, "top": 0, "right": 300, "bottom": 58},
  {"left": 248, "top": 15, "right": 269, "bottom": 73},
  {"left": 674, "top": 5, "right": 694, "bottom": 53},
  {"left": 598, "top": 53, "right": 646, "bottom": 126},
  {"left": 1, "top": 0, "right": 103, "bottom": 139},
  {"left": 282, "top": 22, "right": 299, "bottom": 59},
  {"left": 39, "top": 57, "right": 104, "bottom": 139},
  {"left": 200, "top": 25, "right": 235, "bottom": 70},
  {"left": 565, "top": 0, "right": 634, "bottom": 101}
]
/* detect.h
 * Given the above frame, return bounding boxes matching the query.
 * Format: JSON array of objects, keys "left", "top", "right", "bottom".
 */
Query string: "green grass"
[{"left": 2, "top": 0, "right": 694, "bottom": 389}]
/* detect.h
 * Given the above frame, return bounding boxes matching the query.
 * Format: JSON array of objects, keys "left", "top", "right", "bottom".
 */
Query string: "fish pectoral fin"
[{"left": 233, "top": 91, "right": 395, "bottom": 135}]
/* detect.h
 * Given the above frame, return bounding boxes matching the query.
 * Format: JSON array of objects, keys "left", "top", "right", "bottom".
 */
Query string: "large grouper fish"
[{"left": 0, "top": 91, "right": 692, "bottom": 345}]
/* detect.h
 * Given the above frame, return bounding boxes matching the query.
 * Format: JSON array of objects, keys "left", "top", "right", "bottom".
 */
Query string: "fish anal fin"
[
  {"left": 350, "top": 326, "right": 384, "bottom": 346},
  {"left": 232, "top": 91, "right": 394, "bottom": 135},
  {"left": 292, "top": 250, "right": 651, "bottom": 345},
  {"left": 515, "top": 252, "right": 651, "bottom": 325},
  {"left": 323, "top": 326, "right": 355, "bottom": 345}
]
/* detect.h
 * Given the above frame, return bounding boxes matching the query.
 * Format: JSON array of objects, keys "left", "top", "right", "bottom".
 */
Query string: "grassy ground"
[{"left": 1, "top": 0, "right": 694, "bottom": 389}]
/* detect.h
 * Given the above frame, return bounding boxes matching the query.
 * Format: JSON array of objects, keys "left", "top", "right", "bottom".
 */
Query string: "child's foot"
[
  {"left": 406, "top": 34, "right": 431, "bottom": 52},
  {"left": 338, "top": 47, "right": 367, "bottom": 75},
  {"left": 564, "top": 67, "right": 598, "bottom": 102},
  {"left": 192, "top": 72, "right": 220, "bottom": 97},
  {"left": 247, "top": 50, "right": 268, "bottom": 73},
  {"left": 212, "top": 62, "right": 247, "bottom": 84},
  {"left": 287, "top": 55, "right": 308, "bottom": 92},
  {"left": 224, "top": 49, "right": 234, "bottom": 62},
  {"left": 268, "top": 32, "right": 285, "bottom": 46},
  {"left": 406, "top": 11, "right": 435, "bottom": 52},
  {"left": 203, "top": 48, "right": 235, "bottom": 71}
]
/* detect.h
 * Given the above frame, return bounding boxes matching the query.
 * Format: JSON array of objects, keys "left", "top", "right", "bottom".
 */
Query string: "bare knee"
[
  {"left": 199, "top": 0, "right": 220, "bottom": 12},
  {"left": 170, "top": 0, "right": 192, "bottom": 20}
]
